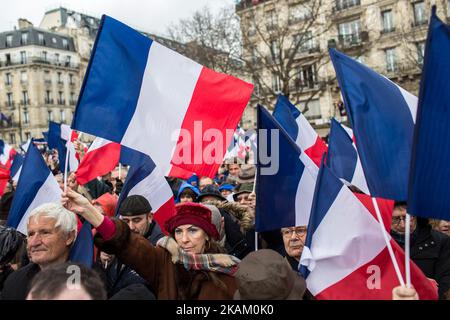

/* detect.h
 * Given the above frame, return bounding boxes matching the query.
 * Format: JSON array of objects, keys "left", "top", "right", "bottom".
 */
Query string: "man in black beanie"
[
  {"left": 98, "top": 195, "right": 164, "bottom": 299},
  {"left": 118, "top": 195, "right": 164, "bottom": 245}
]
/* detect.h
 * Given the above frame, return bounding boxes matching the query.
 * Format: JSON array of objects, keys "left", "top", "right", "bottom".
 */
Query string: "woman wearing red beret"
[{"left": 62, "top": 188, "right": 240, "bottom": 300}]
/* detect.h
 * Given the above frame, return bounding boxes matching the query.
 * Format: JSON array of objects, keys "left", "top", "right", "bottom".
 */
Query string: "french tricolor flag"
[
  {"left": 76, "top": 137, "right": 121, "bottom": 185},
  {"left": 117, "top": 147, "right": 175, "bottom": 233},
  {"left": 327, "top": 118, "right": 369, "bottom": 194},
  {"left": 72, "top": 15, "right": 253, "bottom": 179},
  {"left": 299, "top": 162, "right": 438, "bottom": 300},
  {"left": 10, "top": 153, "right": 24, "bottom": 182},
  {"left": 330, "top": 49, "right": 417, "bottom": 200},
  {"left": 273, "top": 95, "right": 327, "bottom": 167},
  {"left": 7, "top": 143, "right": 62, "bottom": 235},
  {"left": 47, "top": 121, "right": 79, "bottom": 173},
  {"left": 256, "top": 105, "right": 318, "bottom": 232},
  {"left": 0, "top": 139, "right": 17, "bottom": 167}
]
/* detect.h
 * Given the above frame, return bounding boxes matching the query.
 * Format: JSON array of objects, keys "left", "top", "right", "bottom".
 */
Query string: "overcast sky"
[{"left": 0, "top": 0, "right": 236, "bottom": 36}]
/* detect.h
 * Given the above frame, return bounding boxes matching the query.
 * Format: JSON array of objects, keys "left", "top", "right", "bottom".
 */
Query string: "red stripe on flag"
[
  {"left": 354, "top": 193, "right": 394, "bottom": 232},
  {"left": 304, "top": 136, "right": 328, "bottom": 167},
  {"left": 153, "top": 196, "right": 176, "bottom": 235},
  {"left": 168, "top": 165, "right": 193, "bottom": 180},
  {"left": 170, "top": 67, "right": 253, "bottom": 178},
  {"left": 315, "top": 241, "right": 438, "bottom": 300},
  {"left": 75, "top": 142, "right": 121, "bottom": 185}
]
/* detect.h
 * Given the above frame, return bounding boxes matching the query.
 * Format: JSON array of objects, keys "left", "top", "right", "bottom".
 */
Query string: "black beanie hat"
[{"left": 118, "top": 195, "right": 152, "bottom": 216}]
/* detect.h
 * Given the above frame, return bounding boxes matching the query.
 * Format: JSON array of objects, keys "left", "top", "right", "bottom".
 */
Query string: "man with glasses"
[
  {"left": 390, "top": 202, "right": 450, "bottom": 299},
  {"left": 281, "top": 226, "right": 307, "bottom": 271}
]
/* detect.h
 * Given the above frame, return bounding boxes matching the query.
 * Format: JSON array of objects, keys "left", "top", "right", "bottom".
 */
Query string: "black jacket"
[
  {"left": 221, "top": 209, "right": 253, "bottom": 259},
  {"left": 1, "top": 263, "right": 40, "bottom": 300},
  {"left": 392, "top": 223, "right": 450, "bottom": 299},
  {"left": 103, "top": 220, "right": 164, "bottom": 299}
]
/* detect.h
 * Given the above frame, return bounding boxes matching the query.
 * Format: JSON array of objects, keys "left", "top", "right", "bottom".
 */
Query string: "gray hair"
[{"left": 27, "top": 203, "right": 78, "bottom": 240}]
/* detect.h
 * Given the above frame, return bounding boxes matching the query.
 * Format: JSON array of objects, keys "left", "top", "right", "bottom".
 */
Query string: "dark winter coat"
[{"left": 0, "top": 263, "right": 40, "bottom": 300}]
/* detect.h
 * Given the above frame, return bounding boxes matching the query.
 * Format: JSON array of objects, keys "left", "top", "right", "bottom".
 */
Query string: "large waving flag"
[
  {"left": 327, "top": 118, "right": 369, "bottom": 194},
  {"left": 7, "top": 143, "right": 61, "bottom": 235},
  {"left": 299, "top": 162, "right": 438, "bottom": 300},
  {"left": 256, "top": 105, "right": 318, "bottom": 232},
  {"left": 273, "top": 95, "right": 327, "bottom": 167},
  {"left": 76, "top": 137, "right": 121, "bottom": 185},
  {"left": 0, "top": 140, "right": 17, "bottom": 195},
  {"left": 47, "top": 122, "right": 79, "bottom": 173},
  {"left": 409, "top": 8, "right": 450, "bottom": 221},
  {"left": 329, "top": 49, "right": 417, "bottom": 200},
  {"left": 117, "top": 147, "right": 175, "bottom": 233},
  {"left": 72, "top": 15, "right": 253, "bottom": 179}
]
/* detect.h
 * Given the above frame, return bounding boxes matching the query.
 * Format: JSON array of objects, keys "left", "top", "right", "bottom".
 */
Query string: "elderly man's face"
[
  {"left": 27, "top": 216, "right": 74, "bottom": 268},
  {"left": 281, "top": 226, "right": 307, "bottom": 261}
]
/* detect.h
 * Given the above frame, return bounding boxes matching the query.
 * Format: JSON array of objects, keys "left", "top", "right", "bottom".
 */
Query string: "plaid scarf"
[{"left": 157, "top": 236, "right": 240, "bottom": 276}]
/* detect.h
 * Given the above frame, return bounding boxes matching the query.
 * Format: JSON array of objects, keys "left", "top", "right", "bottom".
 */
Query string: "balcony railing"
[
  {"left": 380, "top": 27, "right": 396, "bottom": 34},
  {"left": 412, "top": 19, "right": 428, "bottom": 27},
  {"left": 19, "top": 100, "right": 30, "bottom": 106},
  {"left": 338, "top": 32, "right": 367, "bottom": 48},
  {"left": 4, "top": 102, "right": 15, "bottom": 108},
  {"left": 334, "top": 0, "right": 361, "bottom": 12},
  {"left": 69, "top": 100, "right": 77, "bottom": 105},
  {"left": 0, "top": 56, "right": 79, "bottom": 69},
  {"left": 57, "top": 99, "right": 66, "bottom": 105},
  {"left": 45, "top": 98, "right": 54, "bottom": 105}
]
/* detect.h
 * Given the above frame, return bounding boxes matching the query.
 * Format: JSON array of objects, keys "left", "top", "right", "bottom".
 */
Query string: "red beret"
[{"left": 164, "top": 202, "right": 220, "bottom": 240}]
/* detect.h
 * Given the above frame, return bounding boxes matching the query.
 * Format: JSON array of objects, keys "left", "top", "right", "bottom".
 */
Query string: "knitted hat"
[
  {"left": 236, "top": 164, "right": 255, "bottom": 184},
  {"left": 196, "top": 185, "right": 227, "bottom": 202},
  {"left": 118, "top": 195, "right": 152, "bottom": 216},
  {"left": 164, "top": 202, "right": 220, "bottom": 240}
]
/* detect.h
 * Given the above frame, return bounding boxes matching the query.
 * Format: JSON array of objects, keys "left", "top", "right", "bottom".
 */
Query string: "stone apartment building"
[
  {"left": 0, "top": 18, "right": 81, "bottom": 144},
  {"left": 235, "top": 0, "right": 450, "bottom": 135}
]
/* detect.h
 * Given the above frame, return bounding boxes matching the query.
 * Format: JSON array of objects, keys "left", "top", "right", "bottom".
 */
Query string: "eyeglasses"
[
  {"left": 282, "top": 227, "right": 307, "bottom": 237},
  {"left": 392, "top": 216, "right": 415, "bottom": 226}
]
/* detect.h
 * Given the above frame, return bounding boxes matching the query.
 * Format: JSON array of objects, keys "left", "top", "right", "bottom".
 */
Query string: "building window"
[
  {"left": 44, "top": 71, "right": 51, "bottom": 84},
  {"left": 58, "top": 91, "right": 64, "bottom": 105},
  {"left": 338, "top": 19, "right": 361, "bottom": 46},
  {"left": 272, "top": 73, "right": 281, "bottom": 93},
  {"left": 336, "top": 0, "right": 361, "bottom": 11},
  {"left": 270, "top": 40, "right": 280, "bottom": 61},
  {"left": 266, "top": 10, "right": 277, "bottom": 30},
  {"left": 294, "top": 32, "right": 315, "bottom": 52},
  {"left": 66, "top": 55, "right": 71, "bottom": 67},
  {"left": 413, "top": 1, "right": 427, "bottom": 26},
  {"left": 45, "top": 90, "right": 52, "bottom": 104},
  {"left": 22, "top": 91, "right": 29, "bottom": 105},
  {"left": 7, "top": 93, "right": 13, "bottom": 107},
  {"left": 48, "top": 110, "right": 53, "bottom": 122},
  {"left": 62, "top": 38, "right": 69, "bottom": 50},
  {"left": 25, "top": 132, "right": 31, "bottom": 140},
  {"left": 57, "top": 72, "right": 63, "bottom": 84},
  {"left": 417, "top": 42, "right": 425, "bottom": 65},
  {"left": 20, "top": 71, "right": 27, "bottom": 84},
  {"left": 385, "top": 48, "right": 397, "bottom": 72},
  {"left": 6, "top": 35, "right": 12, "bottom": 47},
  {"left": 9, "top": 133, "right": 16, "bottom": 144},
  {"left": 247, "top": 18, "right": 256, "bottom": 37},
  {"left": 55, "top": 53, "right": 60, "bottom": 64},
  {"left": 303, "top": 99, "right": 321, "bottom": 120},
  {"left": 21, "top": 32, "right": 28, "bottom": 45},
  {"left": 289, "top": 4, "right": 312, "bottom": 23},
  {"left": 5, "top": 73, "right": 12, "bottom": 85},
  {"left": 24, "top": 110, "right": 29, "bottom": 124},
  {"left": 60, "top": 110, "right": 66, "bottom": 123},
  {"left": 42, "top": 51, "right": 47, "bottom": 62},
  {"left": 69, "top": 73, "right": 74, "bottom": 85},
  {"left": 70, "top": 92, "right": 75, "bottom": 105},
  {"left": 38, "top": 33, "right": 44, "bottom": 45},
  {"left": 448, "top": 0, "right": 450, "bottom": 17},
  {"left": 296, "top": 64, "right": 318, "bottom": 89},
  {"left": 381, "top": 10, "right": 395, "bottom": 33},
  {"left": 20, "top": 51, "right": 27, "bottom": 64}
]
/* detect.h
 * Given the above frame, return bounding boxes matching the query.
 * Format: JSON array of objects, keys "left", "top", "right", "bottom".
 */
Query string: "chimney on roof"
[{"left": 18, "top": 18, "right": 33, "bottom": 29}]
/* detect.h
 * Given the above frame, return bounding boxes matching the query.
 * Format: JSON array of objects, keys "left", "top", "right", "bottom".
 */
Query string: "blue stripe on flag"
[
  {"left": 330, "top": 48, "right": 415, "bottom": 200},
  {"left": 273, "top": 94, "right": 300, "bottom": 142},
  {"left": 72, "top": 15, "right": 152, "bottom": 142},
  {"left": 256, "top": 105, "right": 305, "bottom": 232},
  {"left": 408, "top": 8, "right": 450, "bottom": 220},
  {"left": 327, "top": 118, "right": 358, "bottom": 184},
  {"left": 69, "top": 221, "right": 94, "bottom": 267}
]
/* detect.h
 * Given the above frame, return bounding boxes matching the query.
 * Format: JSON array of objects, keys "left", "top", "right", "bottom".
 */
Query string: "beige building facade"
[{"left": 236, "top": 0, "right": 450, "bottom": 136}]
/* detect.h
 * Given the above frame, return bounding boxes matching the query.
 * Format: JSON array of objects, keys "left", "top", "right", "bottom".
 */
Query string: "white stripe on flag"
[
  {"left": 303, "top": 187, "right": 387, "bottom": 295},
  {"left": 16, "top": 174, "right": 62, "bottom": 234},
  {"left": 295, "top": 114, "right": 317, "bottom": 151},
  {"left": 121, "top": 42, "right": 202, "bottom": 175},
  {"left": 351, "top": 156, "right": 370, "bottom": 194},
  {"left": 396, "top": 85, "right": 418, "bottom": 123},
  {"left": 128, "top": 166, "right": 174, "bottom": 212},
  {"left": 295, "top": 154, "right": 319, "bottom": 226}
]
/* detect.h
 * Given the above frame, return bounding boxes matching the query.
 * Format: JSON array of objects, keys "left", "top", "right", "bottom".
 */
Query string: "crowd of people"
[{"left": 0, "top": 141, "right": 449, "bottom": 300}]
